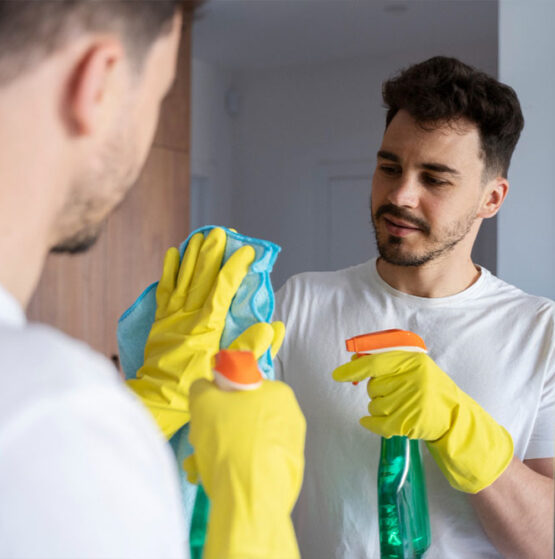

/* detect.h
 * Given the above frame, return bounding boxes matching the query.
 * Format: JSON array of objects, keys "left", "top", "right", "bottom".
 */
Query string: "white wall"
[
  {"left": 498, "top": 0, "right": 555, "bottom": 299},
  {"left": 231, "top": 56, "right": 383, "bottom": 288},
  {"left": 190, "top": 59, "right": 235, "bottom": 230},
  {"left": 228, "top": 45, "right": 498, "bottom": 288}
]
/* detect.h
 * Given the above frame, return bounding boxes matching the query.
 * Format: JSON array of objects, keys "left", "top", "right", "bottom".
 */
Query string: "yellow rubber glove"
[
  {"left": 183, "top": 377, "right": 305, "bottom": 559},
  {"left": 227, "top": 320, "right": 285, "bottom": 360},
  {"left": 127, "top": 228, "right": 257, "bottom": 439},
  {"left": 332, "top": 351, "right": 514, "bottom": 493}
]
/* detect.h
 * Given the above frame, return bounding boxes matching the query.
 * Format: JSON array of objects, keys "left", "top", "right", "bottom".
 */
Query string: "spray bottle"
[
  {"left": 345, "top": 329, "right": 431, "bottom": 559},
  {"left": 189, "top": 350, "right": 264, "bottom": 559}
]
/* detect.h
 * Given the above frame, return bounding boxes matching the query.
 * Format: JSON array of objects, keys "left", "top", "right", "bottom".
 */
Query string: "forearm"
[{"left": 469, "top": 456, "right": 554, "bottom": 559}]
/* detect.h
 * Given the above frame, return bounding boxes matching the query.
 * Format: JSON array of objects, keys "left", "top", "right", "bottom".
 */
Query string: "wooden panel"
[
  {"left": 153, "top": 17, "right": 191, "bottom": 153},
  {"left": 27, "top": 147, "right": 190, "bottom": 358},
  {"left": 27, "top": 16, "right": 192, "bottom": 361},
  {"left": 104, "top": 147, "right": 189, "bottom": 357}
]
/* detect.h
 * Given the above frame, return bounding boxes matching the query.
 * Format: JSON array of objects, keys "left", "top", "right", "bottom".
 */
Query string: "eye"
[
  {"left": 380, "top": 165, "right": 401, "bottom": 176},
  {"left": 422, "top": 174, "right": 448, "bottom": 186}
]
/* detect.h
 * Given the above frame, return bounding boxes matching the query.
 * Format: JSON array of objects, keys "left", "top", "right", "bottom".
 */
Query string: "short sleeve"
[
  {"left": 525, "top": 308, "right": 555, "bottom": 460},
  {"left": 525, "top": 361, "right": 555, "bottom": 460}
]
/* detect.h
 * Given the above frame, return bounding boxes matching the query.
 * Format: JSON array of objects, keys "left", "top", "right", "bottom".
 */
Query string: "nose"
[{"left": 387, "top": 173, "right": 420, "bottom": 208}]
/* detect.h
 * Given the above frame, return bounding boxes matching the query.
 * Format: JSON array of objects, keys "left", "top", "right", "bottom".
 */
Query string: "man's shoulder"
[
  {"left": 0, "top": 321, "right": 154, "bottom": 453},
  {"left": 0, "top": 320, "right": 185, "bottom": 556},
  {"left": 0, "top": 321, "right": 116, "bottom": 387},
  {"left": 481, "top": 270, "right": 554, "bottom": 318},
  {"left": 0, "top": 322, "right": 185, "bottom": 551}
]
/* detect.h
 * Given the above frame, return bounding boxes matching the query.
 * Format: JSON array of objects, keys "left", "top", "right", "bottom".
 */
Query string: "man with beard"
[{"left": 274, "top": 56, "right": 554, "bottom": 558}]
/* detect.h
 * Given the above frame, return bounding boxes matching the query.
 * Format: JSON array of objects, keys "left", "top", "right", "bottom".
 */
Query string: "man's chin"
[
  {"left": 379, "top": 249, "right": 432, "bottom": 267},
  {"left": 377, "top": 234, "right": 465, "bottom": 267},
  {"left": 377, "top": 237, "right": 435, "bottom": 267},
  {"left": 50, "top": 227, "right": 102, "bottom": 255}
]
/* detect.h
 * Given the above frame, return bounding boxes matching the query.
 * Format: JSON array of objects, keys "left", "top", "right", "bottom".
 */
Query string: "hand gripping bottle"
[
  {"left": 189, "top": 350, "right": 264, "bottom": 559},
  {"left": 345, "top": 330, "right": 431, "bottom": 559}
]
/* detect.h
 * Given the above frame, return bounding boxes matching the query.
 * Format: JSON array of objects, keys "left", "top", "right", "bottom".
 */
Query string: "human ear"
[
  {"left": 66, "top": 39, "right": 124, "bottom": 135},
  {"left": 477, "top": 177, "right": 509, "bottom": 219}
]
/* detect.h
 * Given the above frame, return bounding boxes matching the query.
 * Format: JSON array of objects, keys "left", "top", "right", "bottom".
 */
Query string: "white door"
[{"left": 311, "top": 160, "right": 378, "bottom": 273}]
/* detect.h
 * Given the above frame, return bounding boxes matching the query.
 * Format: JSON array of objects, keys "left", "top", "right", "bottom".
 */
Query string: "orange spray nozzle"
[
  {"left": 213, "top": 350, "right": 263, "bottom": 391},
  {"left": 345, "top": 329, "right": 427, "bottom": 354},
  {"left": 345, "top": 329, "right": 427, "bottom": 385}
]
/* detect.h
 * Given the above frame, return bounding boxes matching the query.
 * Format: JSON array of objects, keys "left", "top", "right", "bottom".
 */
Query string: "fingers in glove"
[
  {"left": 361, "top": 405, "right": 423, "bottom": 439},
  {"left": 165, "top": 232, "right": 204, "bottom": 314},
  {"left": 228, "top": 322, "right": 274, "bottom": 359},
  {"left": 360, "top": 351, "right": 427, "bottom": 378},
  {"left": 359, "top": 414, "right": 395, "bottom": 437},
  {"left": 205, "top": 244, "right": 255, "bottom": 325},
  {"left": 183, "top": 228, "right": 227, "bottom": 313},
  {"left": 155, "top": 247, "right": 180, "bottom": 319},
  {"left": 367, "top": 395, "right": 393, "bottom": 417},
  {"left": 332, "top": 354, "right": 374, "bottom": 383},
  {"left": 366, "top": 374, "right": 406, "bottom": 400}
]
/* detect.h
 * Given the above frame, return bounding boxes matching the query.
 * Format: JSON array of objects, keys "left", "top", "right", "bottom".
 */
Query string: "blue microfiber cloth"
[{"left": 117, "top": 225, "right": 281, "bottom": 527}]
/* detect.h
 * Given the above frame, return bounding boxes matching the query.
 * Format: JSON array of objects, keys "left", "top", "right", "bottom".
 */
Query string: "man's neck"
[
  {"left": 0, "top": 141, "right": 62, "bottom": 309},
  {"left": 376, "top": 254, "right": 481, "bottom": 298},
  {"left": 0, "top": 75, "right": 72, "bottom": 309},
  {"left": 0, "top": 220, "right": 50, "bottom": 310}
]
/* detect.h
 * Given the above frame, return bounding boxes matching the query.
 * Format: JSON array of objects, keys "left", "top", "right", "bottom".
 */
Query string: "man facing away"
[
  {"left": 274, "top": 57, "right": 554, "bottom": 558},
  {"left": 0, "top": 2, "right": 187, "bottom": 557},
  {"left": 0, "top": 3, "right": 306, "bottom": 558}
]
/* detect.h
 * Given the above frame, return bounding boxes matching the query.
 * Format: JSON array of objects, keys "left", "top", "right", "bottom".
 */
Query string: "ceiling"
[{"left": 192, "top": 0, "right": 498, "bottom": 70}]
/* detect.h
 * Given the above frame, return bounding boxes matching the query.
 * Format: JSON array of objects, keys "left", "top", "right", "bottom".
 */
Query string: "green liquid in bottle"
[
  {"left": 189, "top": 484, "right": 210, "bottom": 559},
  {"left": 378, "top": 436, "right": 431, "bottom": 558}
]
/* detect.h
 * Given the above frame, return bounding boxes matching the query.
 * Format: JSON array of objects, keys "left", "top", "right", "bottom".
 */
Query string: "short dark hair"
[
  {"left": 382, "top": 56, "right": 524, "bottom": 178},
  {"left": 0, "top": 0, "right": 184, "bottom": 85}
]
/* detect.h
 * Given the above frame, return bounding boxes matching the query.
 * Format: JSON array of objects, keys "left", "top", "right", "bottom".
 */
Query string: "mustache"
[{"left": 374, "top": 204, "right": 430, "bottom": 234}]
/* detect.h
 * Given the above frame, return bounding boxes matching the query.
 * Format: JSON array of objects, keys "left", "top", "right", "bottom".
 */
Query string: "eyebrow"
[
  {"left": 377, "top": 150, "right": 400, "bottom": 163},
  {"left": 377, "top": 150, "right": 461, "bottom": 177}
]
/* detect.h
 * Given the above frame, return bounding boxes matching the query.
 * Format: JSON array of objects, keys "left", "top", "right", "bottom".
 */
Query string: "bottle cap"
[{"left": 213, "top": 349, "right": 263, "bottom": 391}]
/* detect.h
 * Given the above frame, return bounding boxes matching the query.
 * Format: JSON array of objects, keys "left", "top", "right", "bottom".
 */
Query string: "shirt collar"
[
  {"left": 369, "top": 257, "right": 488, "bottom": 307},
  {"left": 0, "top": 283, "right": 26, "bottom": 328}
]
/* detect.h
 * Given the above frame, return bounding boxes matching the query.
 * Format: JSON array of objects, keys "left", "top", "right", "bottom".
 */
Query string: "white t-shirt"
[
  {"left": 274, "top": 259, "right": 554, "bottom": 559},
  {"left": 0, "top": 285, "right": 187, "bottom": 559}
]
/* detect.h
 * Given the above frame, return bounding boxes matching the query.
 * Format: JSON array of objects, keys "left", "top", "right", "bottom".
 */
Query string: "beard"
[
  {"left": 50, "top": 116, "right": 141, "bottom": 255},
  {"left": 371, "top": 202, "right": 477, "bottom": 267},
  {"left": 50, "top": 223, "right": 103, "bottom": 254}
]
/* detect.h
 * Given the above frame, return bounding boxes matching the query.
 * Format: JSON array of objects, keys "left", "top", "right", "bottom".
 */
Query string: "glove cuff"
[{"left": 426, "top": 397, "right": 514, "bottom": 493}]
